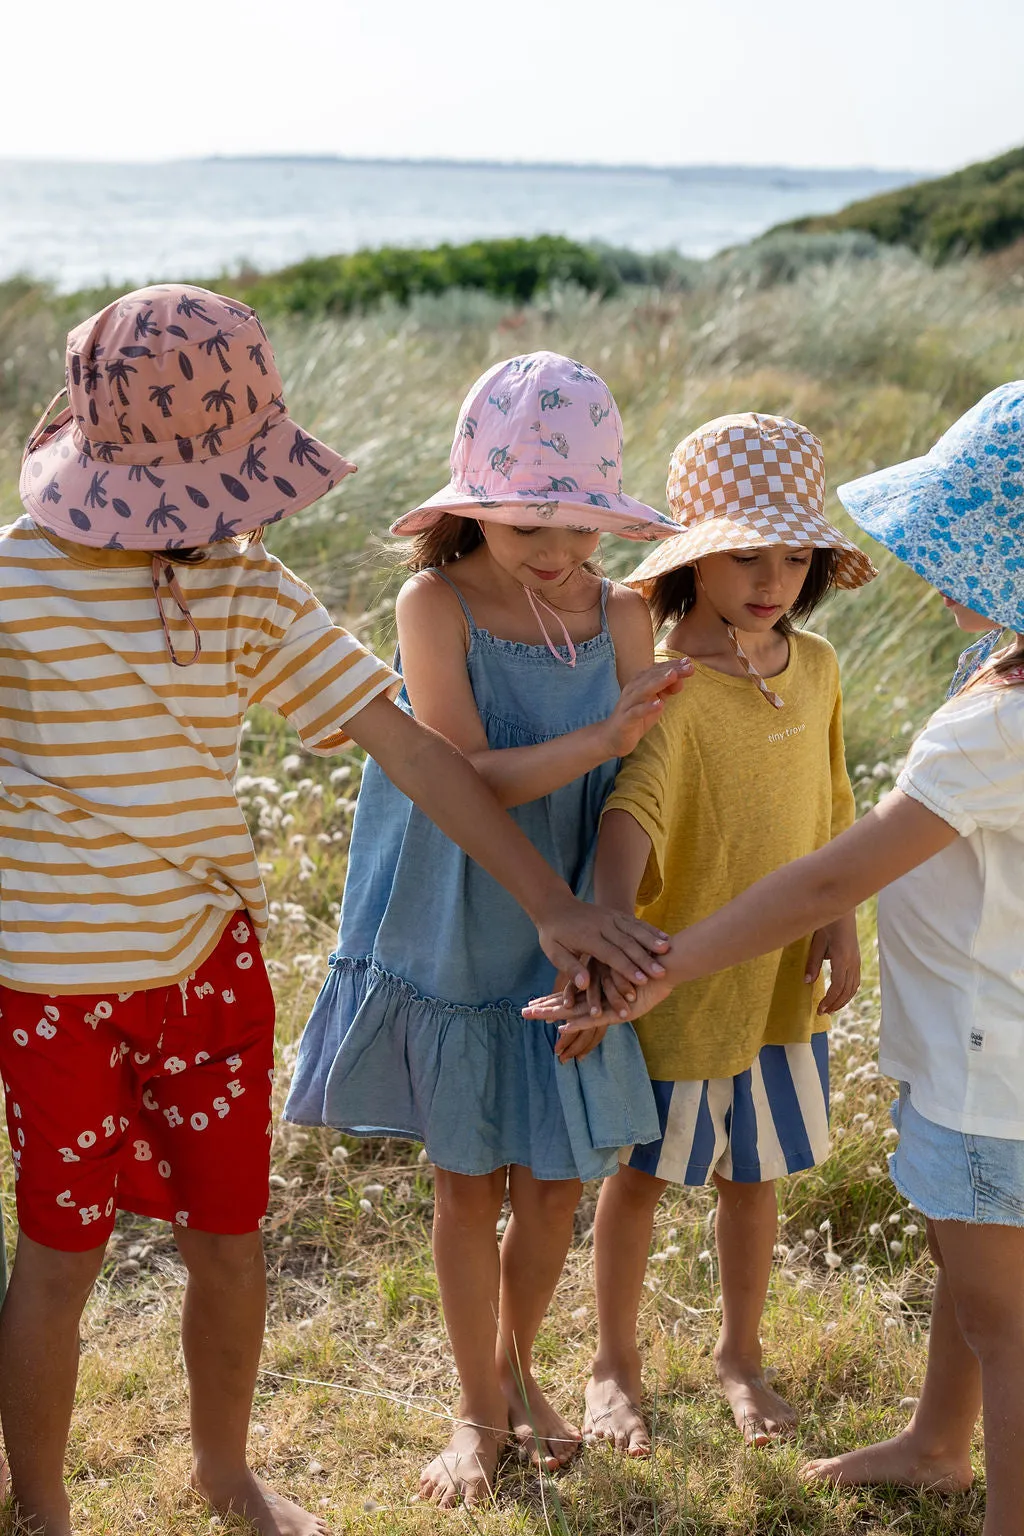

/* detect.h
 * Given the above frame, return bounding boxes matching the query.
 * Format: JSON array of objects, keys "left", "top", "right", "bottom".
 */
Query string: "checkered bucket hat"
[
  {"left": 20, "top": 283, "right": 355, "bottom": 551},
  {"left": 625, "top": 413, "right": 877, "bottom": 595},
  {"left": 390, "top": 351, "right": 678, "bottom": 542}
]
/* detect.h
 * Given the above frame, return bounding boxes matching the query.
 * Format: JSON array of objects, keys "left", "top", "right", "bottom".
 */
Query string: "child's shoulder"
[
  {"left": 792, "top": 626, "right": 839, "bottom": 666},
  {"left": 604, "top": 579, "right": 655, "bottom": 632}
]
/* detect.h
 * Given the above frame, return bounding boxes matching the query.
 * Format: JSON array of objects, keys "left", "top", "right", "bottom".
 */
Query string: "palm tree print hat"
[
  {"left": 625, "top": 413, "right": 878, "bottom": 594},
  {"left": 837, "top": 381, "right": 1024, "bottom": 632},
  {"left": 20, "top": 284, "right": 356, "bottom": 550},
  {"left": 390, "top": 351, "right": 678, "bottom": 541}
]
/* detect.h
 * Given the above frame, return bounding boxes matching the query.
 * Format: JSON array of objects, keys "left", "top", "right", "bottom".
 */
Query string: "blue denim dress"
[{"left": 284, "top": 572, "right": 659, "bottom": 1180}]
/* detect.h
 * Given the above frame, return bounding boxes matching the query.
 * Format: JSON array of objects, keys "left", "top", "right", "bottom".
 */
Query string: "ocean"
[{"left": 0, "top": 158, "right": 917, "bottom": 293}]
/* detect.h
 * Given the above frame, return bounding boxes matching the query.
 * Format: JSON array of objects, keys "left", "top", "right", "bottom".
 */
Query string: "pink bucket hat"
[
  {"left": 20, "top": 283, "right": 355, "bottom": 550},
  {"left": 625, "top": 413, "right": 877, "bottom": 594},
  {"left": 390, "top": 351, "right": 678, "bottom": 541}
]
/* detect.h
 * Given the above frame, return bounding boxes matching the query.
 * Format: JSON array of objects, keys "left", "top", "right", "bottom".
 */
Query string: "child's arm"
[
  {"left": 525, "top": 788, "right": 958, "bottom": 1030},
  {"left": 345, "top": 691, "right": 673, "bottom": 989},
  {"left": 397, "top": 576, "right": 690, "bottom": 807},
  {"left": 552, "top": 808, "right": 654, "bottom": 1062},
  {"left": 804, "top": 674, "right": 862, "bottom": 1016}
]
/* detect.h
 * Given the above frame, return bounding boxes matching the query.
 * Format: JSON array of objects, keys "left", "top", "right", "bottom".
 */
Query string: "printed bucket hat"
[
  {"left": 390, "top": 351, "right": 679, "bottom": 542},
  {"left": 20, "top": 283, "right": 355, "bottom": 551},
  {"left": 625, "top": 413, "right": 878, "bottom": 595},
  {"left": 837, "top": 380, "right": 1024, "bottom": 632}
]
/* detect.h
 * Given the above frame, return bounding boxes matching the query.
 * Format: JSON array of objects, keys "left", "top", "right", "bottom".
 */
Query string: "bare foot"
[
  {"left": 193, "top": 1468, "right": 330, "bottom": 1535},
  {"left": 419, "top": 1423, "right": 504, "bottom": 1509},
  {"left": 715, "top": 1351, "right": 796, "bottom": 1446},
  {"left": 584, "top": 1368, "right": 651, "bottom": 1457},
  {"left": 803, "top": 1430, "right": 974, "bottom": 1492},
  {"left": 501, "top": 1368, "right": 581, "bottom": 1471}
]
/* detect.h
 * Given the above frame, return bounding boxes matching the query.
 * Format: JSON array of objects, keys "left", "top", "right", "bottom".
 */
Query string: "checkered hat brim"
[{"left": 624, "top": 505, "right": 878, "bottom": 594}]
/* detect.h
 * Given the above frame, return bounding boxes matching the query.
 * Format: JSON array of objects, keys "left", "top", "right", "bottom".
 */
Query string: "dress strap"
[
  {"left": 599, "top": 577, "right": 611, "bottom": 625},
  {"left": 427, "top": 566, "right": 478, "bottom": 634}
]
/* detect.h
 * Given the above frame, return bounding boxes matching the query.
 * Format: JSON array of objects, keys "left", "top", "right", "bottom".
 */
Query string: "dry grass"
[{"left": 2, "top": 247, "right": 1021, "bottom": 1530}]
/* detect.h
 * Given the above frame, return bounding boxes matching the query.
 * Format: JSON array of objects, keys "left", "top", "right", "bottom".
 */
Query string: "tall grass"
[{"left": 0, "top": 245, "right": 1021, "bottom": 1532}]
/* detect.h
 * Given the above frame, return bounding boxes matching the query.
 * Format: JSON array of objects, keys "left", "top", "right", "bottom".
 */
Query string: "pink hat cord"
[{"left": 523, "top": 584, "right": 577, "bottom": 668}]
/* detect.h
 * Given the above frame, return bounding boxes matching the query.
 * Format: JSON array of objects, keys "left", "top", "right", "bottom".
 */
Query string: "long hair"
[
  {"left": 402, "top": 514, "right": 483, "bottom": 572},
  {"left": 990, "top": 633, "right": 1024, "bottom": 688},
  {"left": 648, "top": 549, "right": 841, "bottom": 634}
]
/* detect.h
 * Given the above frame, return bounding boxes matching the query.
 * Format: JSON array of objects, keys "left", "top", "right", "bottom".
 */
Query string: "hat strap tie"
[
  {"left": 726, "top": 626, "right": 785, "bottom": 710},
  {"left": 523, "top": 584, "right": 577, "bottom": 668},
  {"left": 151, "top": 556, "right": 202, "bottom": 668},
  {"left": 24, "top": 390, "right": 72, "bottom": 458},
  {"left": 947, "top": 627, "right": 1006, "bottom": 698}
]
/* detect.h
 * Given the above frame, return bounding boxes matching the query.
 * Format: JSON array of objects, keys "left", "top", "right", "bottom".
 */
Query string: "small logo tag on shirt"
[{"left": 969, "top": 1028, "right": 985, "bottom": 1052}]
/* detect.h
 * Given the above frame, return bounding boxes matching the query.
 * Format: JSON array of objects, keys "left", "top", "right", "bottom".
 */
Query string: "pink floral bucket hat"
[
  {"left": 390, "top": 351, "right": 678, "bottom": 542},
  {"left": 20, "top": 283, "right": 355, "bottom": 551},
  {"left": 626, "top": 412, "right": 877, "bottom": 593}
]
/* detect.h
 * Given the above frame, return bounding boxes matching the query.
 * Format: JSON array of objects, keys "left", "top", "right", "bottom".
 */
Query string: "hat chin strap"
[
  {"left": 152, "top": 556, "right": 202, "bottom": 667},
  {"left": 694, "top": 564, "right": 784, "bottom": 710},
  {"left": 523, "top": 583, "right": 577, "bottom": 667}
]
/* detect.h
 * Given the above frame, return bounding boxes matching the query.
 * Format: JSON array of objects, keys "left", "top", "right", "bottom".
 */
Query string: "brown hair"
[
  {"left": 399, "top": 513, "right": 602, "bottom": 577},
  {"left": 989, "top": 634, "right": 1024, "bottom": 688},
  {"left": 648, "top": 548, "right": 841, "bottom": 633},
  {"left": 163, "top": 526, "right": 267, "bottom": 566},
  {"left": 402, "top": 514, "right": 483, "bottom": 572}
]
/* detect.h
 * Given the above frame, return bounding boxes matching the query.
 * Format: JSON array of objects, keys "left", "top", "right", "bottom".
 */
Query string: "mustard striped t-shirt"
[{"left": 0, "top": 515, "right": 398, "bottom": 994}]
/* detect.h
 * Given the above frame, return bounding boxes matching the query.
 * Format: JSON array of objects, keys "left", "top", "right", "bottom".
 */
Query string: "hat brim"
[
  {"left": 20, "top": 408, "right": 356, "bottom": 550},
  {"left": 390, "top": 483, "right": 679, "bottom": 542},
  {"left": 624, "top": 510, "right": 878, "bottom": 594},
  {"left": 837, "top": 457, "right": 1024, "bottom": 631}
]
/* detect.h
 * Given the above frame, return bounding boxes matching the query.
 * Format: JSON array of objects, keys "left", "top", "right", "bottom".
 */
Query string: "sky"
[{"left": 2, "top": 0, "right": 1022, "bottom": 171}]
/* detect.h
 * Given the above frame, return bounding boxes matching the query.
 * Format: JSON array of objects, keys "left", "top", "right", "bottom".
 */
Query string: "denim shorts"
[{"left": 889, "top": 1084, "right": 1024, "bottom": 1226}]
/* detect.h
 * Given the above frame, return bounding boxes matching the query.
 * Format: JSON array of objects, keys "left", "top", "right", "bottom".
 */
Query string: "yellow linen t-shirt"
[{"left": 603, "top": 631, "right": 854, "bottom": 1081}]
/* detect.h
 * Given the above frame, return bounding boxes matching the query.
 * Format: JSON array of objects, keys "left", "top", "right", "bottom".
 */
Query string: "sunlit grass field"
[{"left": 0, "top": 242, "right": 1022, "bottom": 1532}]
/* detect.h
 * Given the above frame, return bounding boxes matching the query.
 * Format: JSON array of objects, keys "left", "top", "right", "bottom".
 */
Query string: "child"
[
  {"left": 285, "top": 351, "right": 690, "bottom": 1507},
  {"left": 530, "top": 383, "right": 1024, "bottom": 1535},
  {"left": 554, "top": 414, "right": 877, "bottom": 1454},
  {"left": 0, "top": 295, "right": 676, "bottom": 1536}
]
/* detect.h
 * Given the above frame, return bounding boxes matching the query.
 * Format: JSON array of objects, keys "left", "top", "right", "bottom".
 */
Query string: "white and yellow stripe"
[{"left": 0, "top": 516, "right": 397, "bottom": 993}]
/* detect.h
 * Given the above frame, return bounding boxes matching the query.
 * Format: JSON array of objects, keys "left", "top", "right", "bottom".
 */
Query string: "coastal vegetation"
[
  {"left": 773, "top": 143, "right": 1024, "bottom": 260},
  {"left": 0, "top": 234, "right": 1022, "bottom": 1532}
]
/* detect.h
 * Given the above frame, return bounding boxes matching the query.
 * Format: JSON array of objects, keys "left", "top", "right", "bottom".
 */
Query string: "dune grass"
[{"left": 0, "top": 243, "right": 1022, "bottom": 1531}]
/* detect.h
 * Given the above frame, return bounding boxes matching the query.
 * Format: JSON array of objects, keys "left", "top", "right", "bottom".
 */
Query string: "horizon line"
[{"left": 0, "top": 152, "right": 929, "bottom": 178}]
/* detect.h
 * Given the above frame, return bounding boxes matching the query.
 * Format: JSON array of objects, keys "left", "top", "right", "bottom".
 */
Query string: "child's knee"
[
  {"left": 953, "top": 1288, "right": 1024, "bottom": 1362},
  {"left": 174, "top": 1227, "right": 265, "bottom": 1289},
  {"left": 613, "top": 1163, "right": 668, "bottom": 1210},
  {"left": 9, "top": 1232, "right": 106, "bottom": 1312},
  {"left": 518, "top": 1176, "right": 581, "bottom": 1222},
  {"left": 434, "top": 1167, "right": 506, "bottom": 1225}
]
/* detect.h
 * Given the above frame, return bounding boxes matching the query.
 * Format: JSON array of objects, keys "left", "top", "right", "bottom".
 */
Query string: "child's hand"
[
  {"left": 805, "top": 912, "right": 862, "bottom": 1015},
  {"left": 554, "top": 1020, "right": 609, "bottom": 1063},
  {"left": 524, "top": 969, "right": 677, "bottom": 1034},
  {"left": 534, "top": 899, "right": 669, "bottom": 993},
  {"left": 601, "top": 658, "right": 693, "bottom": 758}
]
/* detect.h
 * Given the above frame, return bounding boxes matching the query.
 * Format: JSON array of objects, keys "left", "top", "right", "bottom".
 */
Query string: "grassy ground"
[{"left": 1, "top": 243, "right": 1022, "bottom": 1531}]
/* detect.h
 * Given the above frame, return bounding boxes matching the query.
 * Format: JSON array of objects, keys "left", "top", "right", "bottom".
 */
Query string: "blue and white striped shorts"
[{"left": 622, "top": 1035, "right": 830, "bottom": 1185}]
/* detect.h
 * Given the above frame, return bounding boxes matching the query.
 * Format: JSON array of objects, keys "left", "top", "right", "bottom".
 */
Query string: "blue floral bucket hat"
[{"left": 837, "top": 381, "right": 1024, "bottom": 634}]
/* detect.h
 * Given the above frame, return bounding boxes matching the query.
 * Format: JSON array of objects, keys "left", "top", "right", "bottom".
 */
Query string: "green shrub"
[{"left": 771, "top": 144, "right": 1024, "bottom": 259}]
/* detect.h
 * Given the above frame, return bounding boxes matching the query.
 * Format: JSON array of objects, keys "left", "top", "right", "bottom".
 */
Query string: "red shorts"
[{"left": 0, "top": 914, "right": 275, "bottom": 1251}]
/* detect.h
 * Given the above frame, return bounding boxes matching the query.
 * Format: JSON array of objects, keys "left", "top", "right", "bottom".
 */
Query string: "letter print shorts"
[{"left": 0, "top": 914, "right": 275, "bottom": 1251}]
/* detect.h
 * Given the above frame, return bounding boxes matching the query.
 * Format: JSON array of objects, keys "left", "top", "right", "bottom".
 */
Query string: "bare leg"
[
  {"left": 0, "top": 1233, "right": 106, "bottom": 1536},
  {"left": 420, "top": 1168, "right": 509, "bottom": 1508},
  {"left": 805, "top": 1230, "right": 977, "bottom": 1490},
  {"left": 712, "top": 1173, "right": 794, "bottom": 1444},
  {"left": 497, "top": 1167, "right": 582, "bottom": 1470},
  {"left": 806, "top": 1216, "right": 1024, "bottom": 1533},
  {"left": 176, "top": 1227, "right": 329, "bottom": 1536},
  {"left": 586, "top": 1164, "right": 666, "bottom": 1456}
]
